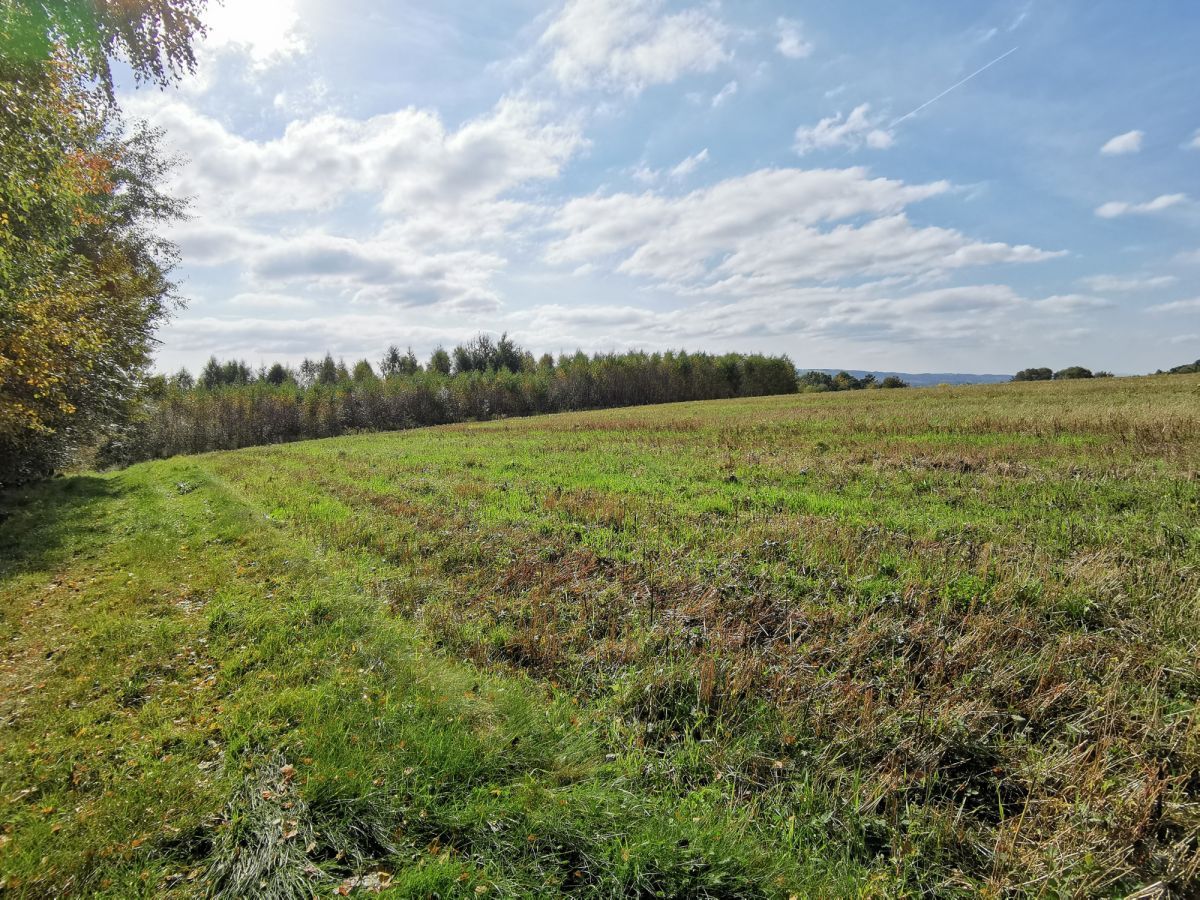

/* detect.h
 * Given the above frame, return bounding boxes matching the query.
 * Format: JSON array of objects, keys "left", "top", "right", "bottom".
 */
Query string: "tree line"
[
  {"left": 1011, "top": 366, "right": 1114, "bottom": 381},
  {"left": 1, "top": 0, "right": 204, "bottom": 487},
  {"left": 1011, "top": 359, "right": 1200, "bottom": 381},
  {"left": 1155, "top": 359, "right": 1200, "bottom": 376},
  {"left": 97, "top": 339, "right": 800, "bottom": 466},
  {"left": 797, "top": 371, "right": 909, "bottom": 391}
]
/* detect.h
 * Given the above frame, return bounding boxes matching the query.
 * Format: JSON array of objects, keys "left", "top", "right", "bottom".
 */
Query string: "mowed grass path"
[{"left": 2, "top": 376, "right": 1198, "bottom": 897}]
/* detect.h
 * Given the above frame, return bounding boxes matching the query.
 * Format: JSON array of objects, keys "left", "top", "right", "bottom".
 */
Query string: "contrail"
[{"left": 890, "top": 46, "right": 1019, "bottom": 127}]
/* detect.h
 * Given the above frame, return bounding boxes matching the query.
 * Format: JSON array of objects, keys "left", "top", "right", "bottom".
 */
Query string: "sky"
[{"left": 116, "top": 0, "right": 1200, "bottom": 375}]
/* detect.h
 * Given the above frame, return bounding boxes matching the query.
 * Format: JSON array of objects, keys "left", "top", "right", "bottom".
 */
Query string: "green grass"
[{"left": 2, "top": 375, "right": 1199, "bottom": 897}]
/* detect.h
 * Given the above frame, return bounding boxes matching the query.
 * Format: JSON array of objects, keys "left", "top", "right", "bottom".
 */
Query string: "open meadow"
[{"left": 2, "top": 375, "right": 1198, "bottom": 897}]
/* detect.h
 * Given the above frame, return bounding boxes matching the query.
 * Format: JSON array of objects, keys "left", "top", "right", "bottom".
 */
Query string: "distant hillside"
[{"left": 801, "top": 369, "right": 1012, "bottom": 387}]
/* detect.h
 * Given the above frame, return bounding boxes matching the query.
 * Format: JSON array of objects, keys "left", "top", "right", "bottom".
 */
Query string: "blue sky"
[{"left": 120, "top": 0, "right": 1200, "bottom": 375}]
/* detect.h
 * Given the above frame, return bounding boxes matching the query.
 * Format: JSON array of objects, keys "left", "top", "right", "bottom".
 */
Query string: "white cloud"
[
  {"left": 124, "top": 92, "right": 588, "bottom": 314},
  {"left": 1009, "top": 3, "right": 1033, "bottom": 31},
  {"left": 628, "top": 148, "right": 711, "bottom": 186},
  {"left": 794, "top": 104, "right": 894, "bottom": 155},
  {"left": 1095, "top": 194, "right": 1187, "bottom": 219},
  {"left": 1188, "top": 130, "right": 1200, "bottom": 150},
  {"left": 227, "top": 292, "right": 317, "bottom": 311},
  {"left": 1150, "top": 297, "right": 1200, "bottom": 314},
  {"left": 169, "top": 220, "right": 506, "bottom": 312},
  {"left": 1100, "top": 130, "right": 1143, "bottom": 155},
  {"left": 669, "top": 148, "right": 709, "bottom": 180},
  {"left": 272, "top": 79, "right": 332, "bottom": 116},
  {"left": 776, "top": 18, "right": 813, "bottom": 60},
  {"left": 138, "top": 2, "right": 1170, "bottom": 373},
  {"left": 248, "top": 233, "right": 506, "bottom": 312},
  {"left": 167, "top": 220, "right": 267, "bottom": 266},
  {"left": 547, "top": 167, "right": 1060, "bottom": 295},
  {"left": 132, "top": 94, "right": 583, "bottom": 230},
  {"left": 630, "top": 163, "right": 660, "bottom": 185},
  {"left": 540, "top": 0, "right": 729, "bottom": 94},
  {"left": 1078, "top": 274, "right": 1177, "bottom": 292},
  {"left": 1175, "top": 248, "right": 1200, "bottom": 265},
  {"left": 513, "top": 280, "right": 1096, "bottom": 354},
  {"left": 201, "top": 0, "right": 306, "bottom": 66},
  {"left": 1034, "top": 294, "right": 1115, "bottom": 312},
  {"left": 161, "top": 314, "right": 485, "bottom": 363},
  {"left": 711, "top": 80, "right": 738, "bottom": 108},
  {"left": 797, "top": 285, "right": 1105, "bottom": 347}
]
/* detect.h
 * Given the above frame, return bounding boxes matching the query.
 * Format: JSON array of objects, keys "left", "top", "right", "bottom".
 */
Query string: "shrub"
[
  {"left": 1012, "top": 367, "right": 1053, "bottom": 382},
  {"left": 1053, "top": 366, "right": 1093, "bottom": 380}
]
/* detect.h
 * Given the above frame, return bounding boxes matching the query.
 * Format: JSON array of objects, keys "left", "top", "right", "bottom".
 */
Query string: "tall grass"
[{"left": 2, "top": 374, "right": 1197, "bottom": 896}]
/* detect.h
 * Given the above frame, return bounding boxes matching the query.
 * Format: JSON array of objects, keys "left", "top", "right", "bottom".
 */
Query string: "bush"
[
  {"left": 1164, "top": 359, "right": 1199, "bottom": 375},
  {"left": 1053, "top": 366, "right": 1093, "bottom": 380},
  {"left": 798, "top": 370, "right": 899, "bottom": 392},
  {"left": 1012, "top": 368, "right": 1053, "bottom": 382}
]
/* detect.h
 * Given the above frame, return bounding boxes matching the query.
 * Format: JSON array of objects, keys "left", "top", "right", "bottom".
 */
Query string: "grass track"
[{"left": 2, "top": 376, "right": 1199, "bottom": 897}]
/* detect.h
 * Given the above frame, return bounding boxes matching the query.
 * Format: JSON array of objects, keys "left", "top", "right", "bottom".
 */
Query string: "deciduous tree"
[{"left": 0, "top": 1, "right": 203, "bottom": 485}]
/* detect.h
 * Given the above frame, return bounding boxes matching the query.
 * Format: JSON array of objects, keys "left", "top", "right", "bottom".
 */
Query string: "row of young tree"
[
  {"left": 181, "top": 334, "right": 543, "bottom": 390},
  {"left": 99, "top": 341, "right": 800, "bottom": 466}
]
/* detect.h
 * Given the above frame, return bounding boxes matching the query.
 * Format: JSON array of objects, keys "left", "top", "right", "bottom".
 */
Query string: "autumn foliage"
[{"left": 0, "top": 3, "right": 196, "bottom": 486}]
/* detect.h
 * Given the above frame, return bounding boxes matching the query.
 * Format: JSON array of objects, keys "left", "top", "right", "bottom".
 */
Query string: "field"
[{"left": 1, "top": 375, "right": 1198, "bottom": 897}]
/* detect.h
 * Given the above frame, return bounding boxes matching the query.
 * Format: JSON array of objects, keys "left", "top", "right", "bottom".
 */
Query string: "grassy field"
[{"left": 1, "top": 375, "right": 1198, "bottom": 897}]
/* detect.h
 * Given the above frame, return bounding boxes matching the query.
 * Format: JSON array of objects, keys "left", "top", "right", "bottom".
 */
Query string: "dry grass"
[
  {"left": 201, "top": 375, "right": 1200, "bottom": 895},
  {"left": 3, "top": 374, "right": 1197, "bottom": 896}
]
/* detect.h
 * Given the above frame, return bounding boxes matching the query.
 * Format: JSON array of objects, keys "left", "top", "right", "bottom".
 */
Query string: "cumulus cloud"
[
  {"left": 248, "top": 233, "right": 506, "bottom": 311},
  {"left": 201, "top": 0, "right": 307, "bottom": 66},
  {"left": 134, "top": 95, "right": 583, "bottom": 229},
  {"left": 136, "top": 3, "right": 1156, "bottom": 372},
  {"left": 124, "top": 91, "right": 587, "bottom": 314},
  {"left": 1100, "top": 130, "right": 1143, "bottom": 155},
  {"left": 794, "top": 105, "right": 894, "bottom": 155},
  {"left": 776, "top": 18, "right": 813, "bottom": 59},
  {"left": 547, "top": 167, "right": 1061, "bottom": 294},
  {"left": 540, "top": 0, "right": 729, "bottom": 94},
  {"left": 167, "top": 220, "right": 268, "bottom": 266},
  {"left": 169, "top": 221, "right": 505, "bottom": 312},
  {"left": 1095, "top": 194, "right": 1187, "bottom": 218}
]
